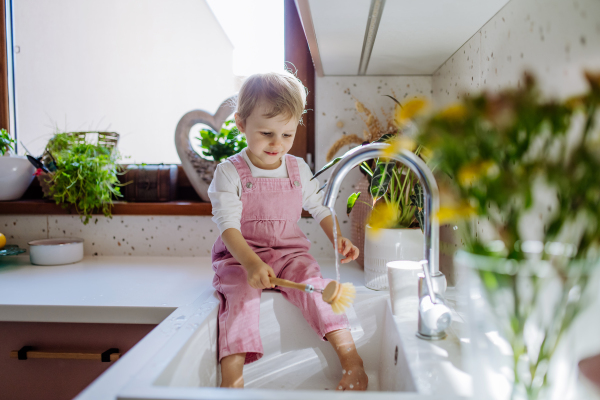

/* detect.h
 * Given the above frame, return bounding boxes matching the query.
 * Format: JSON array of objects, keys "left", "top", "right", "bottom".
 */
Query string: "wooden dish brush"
[{"left": 270, "top": 277, "right": 356, "bottom": 314}]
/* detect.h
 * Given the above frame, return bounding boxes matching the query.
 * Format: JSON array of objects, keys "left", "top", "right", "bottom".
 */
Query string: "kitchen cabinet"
[{"left": 1, "top": 321, "right": 155, "bottom": 400}]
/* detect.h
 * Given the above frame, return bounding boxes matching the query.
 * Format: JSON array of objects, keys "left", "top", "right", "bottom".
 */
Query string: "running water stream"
[{"left": 329, "top": 207, "right": 341, "bottom": 282}]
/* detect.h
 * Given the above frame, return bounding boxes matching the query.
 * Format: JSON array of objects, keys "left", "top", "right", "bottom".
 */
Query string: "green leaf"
[
  {"left": 370, "top": 160, "right": 395, "bottom": 201},
  {"left": 312, "top": 157, "right": 342, "bottom": 181},
  {"left": 409, "top": 182, "right": 425, "bottom": 231},
  {"left": 316, "top": 182, "right": 327, "bottom": 194},
  {"left": 374, "top": 133, "right": 395, "bottom": 143},
  {"left": 383, "top": 94, "right": 401, "bottom": 106},
  {"left": 346, "top": 192, "right": 361, "bottom": 216}
]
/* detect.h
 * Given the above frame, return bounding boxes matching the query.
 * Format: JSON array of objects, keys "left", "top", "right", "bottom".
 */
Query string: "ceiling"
[{"left": 301, "top": 0, "right": 510, "bottom": 76}]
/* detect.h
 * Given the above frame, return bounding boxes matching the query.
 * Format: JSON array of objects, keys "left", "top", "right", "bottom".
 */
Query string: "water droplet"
[
  {"left": 348, "top": 370, "right": 352, "bottom": 375},
  {"left": 161, "top": 303, "right": 167, "bottom": 306},
  {"left": 349, "top": 384, "right": 354, "bottom": 389},
  {"left": 347, "top": 348, "right": 351, "bottom": 351},
  {"left": 175, "top": 315, "right": 186, "bottom": 321},
  {"left": 338, "top": 386, "right": 343, "bottom": 390},
  {"left": 342, "top": 369, "right": 346, "bottom": 374}
]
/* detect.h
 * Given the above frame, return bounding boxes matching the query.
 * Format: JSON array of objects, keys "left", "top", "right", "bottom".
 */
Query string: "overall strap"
[
  {"left": 227, "top": 153, "right": 255, "bottom": 191},
  {"left": 285, "top": 155, "right": 302, "bottom": 188}
]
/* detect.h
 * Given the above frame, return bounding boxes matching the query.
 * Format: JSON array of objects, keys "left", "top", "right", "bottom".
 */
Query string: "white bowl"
[
  {"left": 0, "top": 155, "right": 35, "bottom": 201},
  {"left": 28, "top": 238, "right": 84, "bottom": 266}
]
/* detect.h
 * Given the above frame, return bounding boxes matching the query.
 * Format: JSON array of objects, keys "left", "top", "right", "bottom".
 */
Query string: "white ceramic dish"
[{"left": 28, "top": 238, "right": 84, "bottom": 266}]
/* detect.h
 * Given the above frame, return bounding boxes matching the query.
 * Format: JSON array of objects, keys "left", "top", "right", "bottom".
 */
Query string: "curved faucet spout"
[{"left": 322, "top": 143, "right": 440, "bottom": 275}]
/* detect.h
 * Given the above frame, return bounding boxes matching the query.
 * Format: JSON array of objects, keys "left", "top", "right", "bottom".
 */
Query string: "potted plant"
[
  {"left": 0, "top": 128, "right": 35, "bottom": 201},
  {"left": 315, "top": 96, "right": 429, "bottom": 290},
  {"left": 195, "top": 119, "right": 247, "bottom": 162},
  {"left": 404, "top": 72, "right": 600, "bottom": 400},
  {"left": 40, "top": 132, "right": 122, "bottom": 224}
]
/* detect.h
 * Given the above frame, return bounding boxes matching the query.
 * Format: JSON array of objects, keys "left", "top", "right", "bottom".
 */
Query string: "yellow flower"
[
  {"left": 457, "top": 160, "right": 499, "bottom": 186},
  {"left": 439, "top": 103, "right": 467, "bottom": 120},
  {"left": 382, "top": 136, "right": 417, "bottom": 158},
  {"left": 394, "top": 97, "right": 430, "bottom": 127},
  {"left": 436, "top": 203, "right": 476, "bottom": 224},
  {"left": 367, "top": 202, "right": 399, "bottom": 237}
]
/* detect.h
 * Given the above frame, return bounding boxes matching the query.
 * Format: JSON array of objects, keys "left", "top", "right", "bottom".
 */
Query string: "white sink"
[{"left": 117, "top": 288, "right": 471, "bottom": 399}]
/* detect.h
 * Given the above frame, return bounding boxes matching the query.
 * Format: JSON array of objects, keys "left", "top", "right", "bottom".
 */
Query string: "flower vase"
[
  {"left": 455, "top": 250, "right": 598, "bottom": 400},
  {"left": 363, "top": 225, "right": 424, "bottom": 290}
]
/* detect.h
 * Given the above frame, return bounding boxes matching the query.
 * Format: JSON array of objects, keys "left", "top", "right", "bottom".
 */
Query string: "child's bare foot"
[
  {"left": 336, "top": 360, "right": 368, "bottom": 391},
  {"left": 326, "top": 329, "right": 369, "bottom": 391}
]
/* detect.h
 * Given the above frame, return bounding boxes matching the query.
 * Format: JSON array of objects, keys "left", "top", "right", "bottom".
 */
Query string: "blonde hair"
[{"left": 236, "top": 70, "right": 307, "bottom": 124}]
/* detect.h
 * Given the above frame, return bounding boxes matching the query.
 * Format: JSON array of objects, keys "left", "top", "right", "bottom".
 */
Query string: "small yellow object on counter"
[{"left": 0, "top": 233, "right": 6, "bottom": 250}]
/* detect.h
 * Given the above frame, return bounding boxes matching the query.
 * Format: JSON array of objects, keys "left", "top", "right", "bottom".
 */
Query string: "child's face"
[{"left": 235, "top": 103, "right": 298, "bottom": 169}]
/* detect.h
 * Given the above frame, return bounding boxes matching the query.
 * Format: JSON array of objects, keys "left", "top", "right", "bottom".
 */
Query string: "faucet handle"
[
  {"left": 419, "top": 293, "right": 452, "bottom": 333},
  {"left": 417, "top": 259, "right": 452, "bottom": 339}
]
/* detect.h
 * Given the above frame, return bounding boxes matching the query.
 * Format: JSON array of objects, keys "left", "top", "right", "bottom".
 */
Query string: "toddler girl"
[{"left": 208, "top": 70, "right": 368, "bottom": 391}]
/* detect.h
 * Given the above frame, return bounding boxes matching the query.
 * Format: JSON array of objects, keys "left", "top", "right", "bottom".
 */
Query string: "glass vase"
[{"left": 455, "top": 249, "right": 598, "bottom": 400}]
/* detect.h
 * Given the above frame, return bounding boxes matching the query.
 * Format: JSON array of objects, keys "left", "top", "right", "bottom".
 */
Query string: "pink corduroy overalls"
[{"left": 211, "top": 153, "right": 349, "bottom": 365}]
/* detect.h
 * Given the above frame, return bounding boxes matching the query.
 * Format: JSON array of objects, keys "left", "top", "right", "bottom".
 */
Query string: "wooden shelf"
[
  {"left": 0, "top": 199, "right": 313, "bottom": 218},
  {"left": 0, "top": 200, "right": 212, "bottom": 216}
]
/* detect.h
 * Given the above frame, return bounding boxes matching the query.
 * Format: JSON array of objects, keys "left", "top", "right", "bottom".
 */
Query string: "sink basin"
[{"left": 118, "top": 288, "right": 470, "bottom": 399}]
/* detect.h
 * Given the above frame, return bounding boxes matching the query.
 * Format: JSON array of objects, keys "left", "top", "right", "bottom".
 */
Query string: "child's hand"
[
  {"left": 245, "top": 261, "right": 276, "bottom": 290},
  {"left": 336, "top": 236, "right": 359, "bottom": 264}
]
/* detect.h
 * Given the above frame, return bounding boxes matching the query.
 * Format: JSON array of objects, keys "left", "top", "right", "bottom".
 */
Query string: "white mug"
[{"left": 387, "top": 260, "right": 423, "bottom": 316}]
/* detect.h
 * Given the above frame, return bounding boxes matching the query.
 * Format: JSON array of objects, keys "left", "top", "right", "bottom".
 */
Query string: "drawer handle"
[{"left": 10, "top": 346, "right": 121, "bottom": 362}]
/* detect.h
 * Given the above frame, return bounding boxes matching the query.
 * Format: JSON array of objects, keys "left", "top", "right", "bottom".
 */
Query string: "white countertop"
[{"left": 0, "top": 255, "right": 217, "bottom": 323}]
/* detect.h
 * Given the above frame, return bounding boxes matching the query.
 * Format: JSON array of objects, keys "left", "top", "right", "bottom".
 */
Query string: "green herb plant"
[
  {"left": 45, "top": 133, "right": 122, "bottom": 224},
  {"left": 196, "top": 119, "right": 247, "bottom": 162},
  {"left": 0, "top": 128, "right": 15, "bottom": 155}
]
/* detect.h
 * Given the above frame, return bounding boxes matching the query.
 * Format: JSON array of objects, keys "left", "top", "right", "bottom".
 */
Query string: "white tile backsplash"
[
  {"left": 0, "top": 215, "right": 48, "bottom": 251},
  {"left": 1, "top": 214, "right": 339, "bottom": 259}
]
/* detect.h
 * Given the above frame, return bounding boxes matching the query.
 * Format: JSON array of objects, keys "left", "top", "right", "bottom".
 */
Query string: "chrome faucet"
[{"left": 321, "top": 143, "right": 450, "bottom": 340}]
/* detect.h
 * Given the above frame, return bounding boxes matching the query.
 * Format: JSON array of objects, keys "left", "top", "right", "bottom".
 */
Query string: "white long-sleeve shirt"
[{"left": 208, "top": 148, "right": 330, "bottom": 234}]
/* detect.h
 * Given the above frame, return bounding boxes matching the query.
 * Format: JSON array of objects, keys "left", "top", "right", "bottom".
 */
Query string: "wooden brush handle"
[{"left": 269, "top": 277, "right": 308, "bottom": 292}]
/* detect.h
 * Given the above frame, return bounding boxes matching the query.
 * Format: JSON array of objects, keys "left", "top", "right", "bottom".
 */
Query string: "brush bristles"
[{"left": 331, "top": 282, "right": 356, "bottom": 314}]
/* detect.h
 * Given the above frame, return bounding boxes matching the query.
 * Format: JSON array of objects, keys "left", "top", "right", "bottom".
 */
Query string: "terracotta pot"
[{"left": 350, "top": 175, "right": 372, "bottom": 268}]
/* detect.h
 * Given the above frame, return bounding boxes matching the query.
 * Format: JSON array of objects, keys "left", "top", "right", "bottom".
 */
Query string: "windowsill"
[{"left": 0, "top": 199, "right": 313, "bottom": 218}]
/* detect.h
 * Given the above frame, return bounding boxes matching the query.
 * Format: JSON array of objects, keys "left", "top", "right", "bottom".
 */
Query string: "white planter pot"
[
  {"left": 363, "top": 225, "right": 424, "bottom": 290},
  {"left": 0, "top": 155, "right": 35, "bottom": 201}
]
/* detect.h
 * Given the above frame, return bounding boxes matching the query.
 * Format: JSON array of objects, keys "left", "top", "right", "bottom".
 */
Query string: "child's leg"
[
  {"left": 277, "top": 254, "right": 349, "bottom": 338},
  {"left": 325, "top": 329, "right": 368, "bottom": 391},
  {"left": 220, "top": 353, "right": 246, "bottom": 388},
  {"left": 213, "top": 258, "right": 265, "bottom": 388}
]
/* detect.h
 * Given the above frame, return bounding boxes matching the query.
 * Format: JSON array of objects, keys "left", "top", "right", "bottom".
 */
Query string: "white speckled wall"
[
  {"left": 433, "top": 0, "right": 600, "bottom": 108},
  {"left": 0, "top": 215, "right": 337, "bottom": 258},
  {"left": 431, "top": 0, "right": 600, "bottom": 283}
]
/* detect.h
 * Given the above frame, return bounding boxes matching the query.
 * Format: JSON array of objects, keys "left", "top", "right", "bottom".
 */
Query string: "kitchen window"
[{"left": 1, "top": 0, "right": 314, "bottom": 167}]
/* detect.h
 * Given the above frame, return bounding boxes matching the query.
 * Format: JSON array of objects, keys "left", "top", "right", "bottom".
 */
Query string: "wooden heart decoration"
[{"left": 174, "top": 96, "right": 237, "bottom": 202}]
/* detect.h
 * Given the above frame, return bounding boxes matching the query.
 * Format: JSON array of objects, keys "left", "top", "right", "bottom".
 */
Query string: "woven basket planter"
[{"left": 39, "top": 131, "right": 119, "bottom": 197}]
